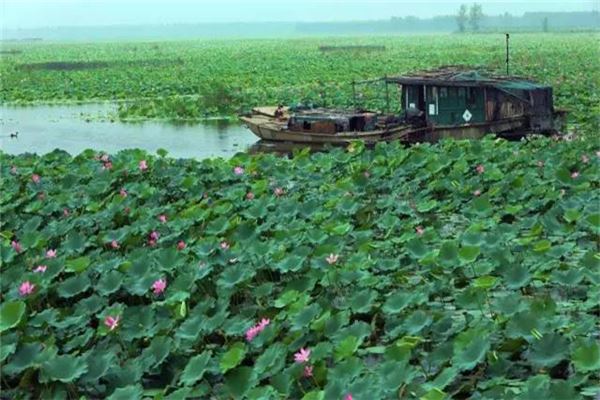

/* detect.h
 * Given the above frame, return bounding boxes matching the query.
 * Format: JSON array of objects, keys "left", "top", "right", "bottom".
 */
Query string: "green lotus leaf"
[
  {"left": 218, "top": 264, "right": 254, "bottom": 289},
  {"left": 41, "top": 354, "right": 88, "bottom": 382},
  {"left": 180, "top": 351, "right": 211, "bottom": 386},
  {"left": 82, "top": 349, "right": 116, "bottom": 382},
  {"left": 503, "top": 264, "right": 531, "bottom": 289},
  {"left": 406, "top": 238, "right": 428, "bottom": 258},
  {"left": 219, "top": 342, "right": 246, "bottom": 373},
  {"left": 452, "top": 329, "right": 490, "bottom": 371},
  {"left": 378, "top": 360, "right": 415, "bottom": 391},
  {"left": 334, "top": 335, "right": 361, "bottom": 361},
  {"left": 65, "top": 256, "right": 91, "bottom": 273},
  {"left": 302, "top": 391, "right": 325, "bottom": 400},
  {"left": 571, "top": 340, "right": 600, "bottom": 372},
  {"left": 472, "top": 275, "right": 498, "bottom": 290},
  {"left": 255, "top": 343, "right": 286, "bottom": 377},
  {"left": 404, "top": 310, "right": 432, "bottom": 334},
  {"left": 437, "top": 241, "right": 459, "bottom": 267},
  {"left": 96, "top": 270, "right": 123, "bottom": 295},
  {"left": 420, "top": 388, "right": 447, "bottom": 400},
  {"left": 458, "top": 245, "right": 480, "bottom": 263},
  {"left": 107, "top": 384, "right": 143, "bottom": 400},
  {"left": 205, "top": 216, "right": 230, "bottom": 235},
  {"left": 0, "top": 301, "right": 26, "bottom": 333},
  {"left": 224, "top": 366, "right": 257, "bottom": 398},
  {"left": 64, "top": 232, "right": 87, "bottom": 253},
  {"left": 291, "top": 303, "right": 322, "bottom": 331},
  {"left": 552, "top": 268, "right": 584, "bottom": 285},
  {"left": 0, "top": 342, "right": 17, "bottom": 363},
  {"left": 57, "top": 274, "right": 91, "bottom": 298},
  {"left": 349, "top": 289, "right": 377, "bottom": 314},
  {"left": 528, "top": 333, "right": 569, "bottom": 368}
]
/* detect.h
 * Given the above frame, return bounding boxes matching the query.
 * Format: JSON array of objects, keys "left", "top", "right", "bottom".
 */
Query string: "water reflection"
[{"left": 0, "top": 104, "right": 258, "bottom": 159}]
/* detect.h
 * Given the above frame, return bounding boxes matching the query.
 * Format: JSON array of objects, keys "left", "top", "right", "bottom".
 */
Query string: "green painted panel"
[{"left": 426, "top": 86, "right": 485, "bottom": 126}]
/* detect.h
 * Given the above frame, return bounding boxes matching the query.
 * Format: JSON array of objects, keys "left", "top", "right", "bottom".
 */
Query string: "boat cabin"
[{"left": 385, "top": 67, "right": 556, "bottom": 132}]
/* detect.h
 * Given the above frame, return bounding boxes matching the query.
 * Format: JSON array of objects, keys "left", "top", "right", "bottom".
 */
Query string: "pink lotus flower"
[
  {"left": 246, "top": 192, "right": 255, "bottom": 200},
  {"left": 10, "top": 165, "right": 17, "bottom": 174},
  {"left": 38, "top": 192, "right": 46, "bottom": 201},
  {"left": 100, "top": 154, "right": 109, "bottom": 162},
  {"left": 177, "top": 240, "right": 186, "bottom": 250},
  {"left": 415, "top": 226, "right": 425, "bottom": 235},
  {"left": 582, "top": 155, "right": 589, "bottom": 164},
  {"left": 104, "top": 315, "right": 120, "bottom": 331},
  {"left": 303, "top": 365, "right": 314, "bottom": 377},
  {"left": 110, "top": 240, "right": 120, "bottom": 249},
  {"left": 476, "top": 164, "right": 485, "bottom": 174},
  {"left": 31, "top": 174, "right": 40, "bottom": 184},
  {"left": 537, "top": 160, "right": 544, "bottom": 168},
  {"left": 363, "top": 171, "right": 371, "bottom": 178},
  {"left": 46, "top": 249, "right": 57, "bottom": 258},
  {"left": 258, "top": 318, "right": 270, "bottom": 329},
  {"left": 11, "top": 240, "right": 22, "bottom": 253},
  {"left": 245, "top": 318, "right": 271, "bottom": 342},
  {"left": 19, "top": 281, "right": 35, "bottom": 296},
  {"left": 294, "top": 348, "right": 311, "bottom": 363},
  {"left": 220, "top": 241, "right": 230, "bottom": 250},
  {"left": 571, "top": 171, "right": 579, "bottom": 179},
  {"left": 102, "top": 161, "right": 113, "bottom": 170},
  {"left": 120, "top": 188, "right": 128, "bottom": 198},
  {"left": 158, "top": 214, "right": 167, "bottom": 223},
  {"left": 274, "top": 187, "right": 284, "bottom": 197},
  {"left": 345, "top": 394, "right": 353, "bottom": 400},
  {"left": 139, "top": 160, "right": 148, "bottom": 171},
  {"left": 63, "top": 208, "right": 70, "bottom": 217},
  {"left": 124, "top": 207, "right": 131, "bottom": 214},
  {"left": 233, "top": 166, "right": 244, "bottom": 175},
  {"left": 326, "top": 253, "right": 339, "bottom": 265},
  {"left": 152, "top": 278, "right": 167, "bottom": 295},
  {"left": 473, "top": 189, "right": 481, "bottom": 197},
  {"left": 150, "top": 231, "right": 160, "bottom": 241},
  {"left": 596, "top": 150, "right": 600, "bottom": 158},
  {"left": 33, "top": 265, "right": 47, "bottom": 273}
]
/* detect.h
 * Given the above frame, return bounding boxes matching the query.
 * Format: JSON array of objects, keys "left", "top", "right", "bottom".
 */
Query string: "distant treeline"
[
  {"left": 2, "top": 12, "right": 598, "bottom": 41},
  {"left": 297, "top": 12, "right": 600, "bottom": 34}
]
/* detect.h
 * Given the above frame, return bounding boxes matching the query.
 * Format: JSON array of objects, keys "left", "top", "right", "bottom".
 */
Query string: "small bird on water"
[{"left": 10, "top": 131, "right": 19, "bottom": 138}]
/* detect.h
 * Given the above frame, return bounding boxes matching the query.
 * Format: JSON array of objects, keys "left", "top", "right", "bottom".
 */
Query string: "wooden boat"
[{"left": 240, "top": 67, "right": 566, "bottom": 145}]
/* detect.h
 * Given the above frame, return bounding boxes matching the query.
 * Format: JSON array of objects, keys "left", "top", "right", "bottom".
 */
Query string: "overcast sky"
[{"left": 2, "top": 0, "right": 597, "bottom": 29}]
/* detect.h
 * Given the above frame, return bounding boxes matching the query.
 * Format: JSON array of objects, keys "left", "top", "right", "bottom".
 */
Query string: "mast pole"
[
  {"left": 384, "top": 75, "right": 390, "bottom": 113},
  {"left": 352, "top": 80, "right": 357, "bottom": 111},
  {"left": 505, "top": 33, "right": 510, "bottom": 75}
]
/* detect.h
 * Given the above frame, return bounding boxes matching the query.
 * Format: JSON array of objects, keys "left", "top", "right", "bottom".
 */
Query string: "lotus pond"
[
  {"left": 1, "top": 136, "right": 599, "bottom": 399},
  {"left": 1, "top": 33, "right": 598, "bottom": 136}
]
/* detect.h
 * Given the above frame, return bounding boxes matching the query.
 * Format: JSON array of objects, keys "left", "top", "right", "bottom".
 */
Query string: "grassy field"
[{"left": 1, "top": 33, "right": 599, "bottom": 133}]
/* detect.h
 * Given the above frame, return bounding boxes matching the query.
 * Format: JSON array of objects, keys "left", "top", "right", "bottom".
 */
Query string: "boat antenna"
[
  {"left": 384, "top": 75, "right": 390, "bottom": 113},
  {"left": 505, "top": 33, "right": 510, "bottom": 75},
  {"left": 352, "top": 80, "right": 357, "bottom": 110}
]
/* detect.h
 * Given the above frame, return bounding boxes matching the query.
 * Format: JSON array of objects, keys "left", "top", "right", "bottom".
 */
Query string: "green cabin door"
[{"left": 426, "top": 86, "right": 485, "bottom": 125}]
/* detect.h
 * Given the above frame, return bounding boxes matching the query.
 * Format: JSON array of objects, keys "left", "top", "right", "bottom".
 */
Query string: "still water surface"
[{"left": 0, "top": 104, "right": 258, "bottom": 159}]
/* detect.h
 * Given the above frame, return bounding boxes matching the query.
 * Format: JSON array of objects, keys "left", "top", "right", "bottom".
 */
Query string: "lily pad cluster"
[{"left": 1, "top": 137, "right": 599, "bottom": 399}]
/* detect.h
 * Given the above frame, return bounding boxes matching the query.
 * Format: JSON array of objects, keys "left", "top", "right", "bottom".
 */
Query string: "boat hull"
[{"left": 240, "top": 113, "right": 529, "bottom": 145}]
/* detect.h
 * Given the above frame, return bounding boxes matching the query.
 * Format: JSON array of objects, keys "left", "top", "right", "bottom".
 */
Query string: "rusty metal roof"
[{"left": 384, "top": 66, "right": 550, "bottom": 90}]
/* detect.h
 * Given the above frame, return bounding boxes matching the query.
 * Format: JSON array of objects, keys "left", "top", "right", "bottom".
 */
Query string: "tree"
[
  {"left": 468, "top": 3, "right": 484, "bottom": 32},
  {"left": 456, "top": 4, "right": 468, "bottom": 33}
]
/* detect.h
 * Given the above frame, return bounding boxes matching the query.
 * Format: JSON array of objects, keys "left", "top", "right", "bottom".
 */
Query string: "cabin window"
[
  {"left": 466, "top": 87, "right": 477, "bottom": 106},
  {"left": 440, "top": 87, "right": 448, "bottom": 98},
  {"left": 449, "top": 87, "right": 457, "bottom": 98}
]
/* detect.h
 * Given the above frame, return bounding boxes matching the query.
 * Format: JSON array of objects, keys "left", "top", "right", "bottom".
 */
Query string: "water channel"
[{"left": 0, "top": 104, "right": 259, "bottom": 159}]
